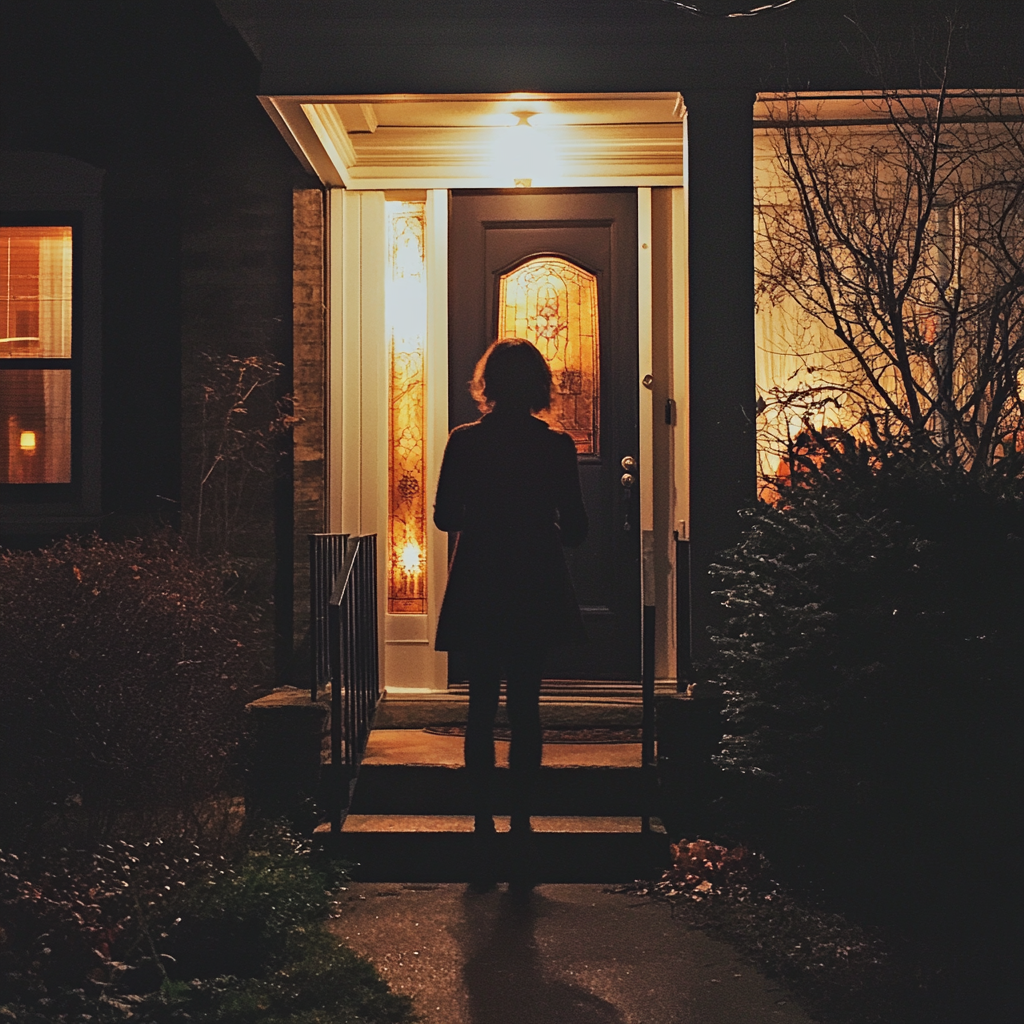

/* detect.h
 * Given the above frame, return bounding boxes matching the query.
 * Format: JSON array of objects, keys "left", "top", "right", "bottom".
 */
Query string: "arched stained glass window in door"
[{"left": 497, "top": 256, "right": 600, "bottom": 455}]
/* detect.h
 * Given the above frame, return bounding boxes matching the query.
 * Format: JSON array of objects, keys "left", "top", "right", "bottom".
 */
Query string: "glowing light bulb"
[
  {"left": 19, "top": 430, "right": 36, "bottom": 451},
  {"left": 400, "top": 540, "right": 422, "bottom": 576},
  {"left": 491, "top": 111, "right": 555, "bottom": 187}
]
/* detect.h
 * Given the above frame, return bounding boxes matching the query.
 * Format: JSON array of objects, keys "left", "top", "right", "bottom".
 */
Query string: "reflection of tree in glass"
[{"left": 756, "top": 79, "right": 1024, "bottom": 485}]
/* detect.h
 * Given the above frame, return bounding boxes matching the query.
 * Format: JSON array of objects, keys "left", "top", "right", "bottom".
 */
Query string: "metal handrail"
[
  {"left": 324, "top": 534, "right": 379, "bottom": 833},
  {"left": 309, "top": 533, "right": 349, "bottom": 701}
]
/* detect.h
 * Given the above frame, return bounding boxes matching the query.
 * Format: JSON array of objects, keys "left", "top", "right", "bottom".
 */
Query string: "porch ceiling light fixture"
[{"left": 493, "top": 109, "right": 556, "bottom": 187}]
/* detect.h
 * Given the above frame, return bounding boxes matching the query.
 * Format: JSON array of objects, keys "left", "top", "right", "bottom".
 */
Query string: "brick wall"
[{"left": 291, "top": 189, "right": 328, "bottom": 657}]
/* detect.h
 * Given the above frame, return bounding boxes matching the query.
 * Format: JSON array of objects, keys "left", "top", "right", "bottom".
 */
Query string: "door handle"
[{"left": 620, "top": 459, "right": 636, "bottom": 532}]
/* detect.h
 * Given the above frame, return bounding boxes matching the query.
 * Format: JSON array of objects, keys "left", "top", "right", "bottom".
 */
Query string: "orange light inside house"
[
  {"left": 1, "top": 226, "right": 73, "bottom": 484},
  {"left": 400, "top": 538, "right": 423, "bottom": 577},
  {"left": 498, "top": 256, "right": 600, "bottom": 454},
  {"left": 1, "top": 226, "right": 72, "bottom": 356},
  {"left": 385, "top": 200, "right": 428, "bottom": 614}
]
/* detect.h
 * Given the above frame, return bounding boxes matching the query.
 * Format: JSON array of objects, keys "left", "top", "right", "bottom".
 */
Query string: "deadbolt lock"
[{"left": 620, "top": 456, "right": 637, "bottom": 472}]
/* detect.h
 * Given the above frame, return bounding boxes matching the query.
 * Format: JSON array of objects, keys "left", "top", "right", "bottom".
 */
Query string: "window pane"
[
  {"left": 1, "top": 369, "right": 72, "bottom": 483},
  {"left": 385, "top": 200, "right": 428, "bottom": 614},
  {"left": 497, "top": 256, "right": 600, "bottom": 454},
  {"left": 0, "top": 226, "right": 73, "bottom": 359}
]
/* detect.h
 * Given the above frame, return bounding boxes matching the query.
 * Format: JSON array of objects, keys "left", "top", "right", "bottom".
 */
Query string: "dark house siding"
[{"left": 1, "top": 0, "right": 315, "bottom": 677}]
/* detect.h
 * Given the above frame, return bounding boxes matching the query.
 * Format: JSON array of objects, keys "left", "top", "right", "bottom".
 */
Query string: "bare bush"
[{"left": 0, "top": 534, "right": 265, "bottom": 846}]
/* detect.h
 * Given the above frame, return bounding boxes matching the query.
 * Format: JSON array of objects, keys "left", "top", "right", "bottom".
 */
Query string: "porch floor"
[{"left": 362, "top": 728, "right": 642, "bottom": 769}]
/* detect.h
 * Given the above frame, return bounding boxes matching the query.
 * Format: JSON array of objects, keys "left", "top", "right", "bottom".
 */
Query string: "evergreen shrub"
[{"left": 705, "top": 442, "right": 1024, "bottom": 921}]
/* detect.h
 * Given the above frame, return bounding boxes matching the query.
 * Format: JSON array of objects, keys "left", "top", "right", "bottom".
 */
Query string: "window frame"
[
  {"left": 1, "top": 212, "right": 81, "bottom": 501},
  {"left": 0, "top": 153, "right": 103, "bottom": 532}
]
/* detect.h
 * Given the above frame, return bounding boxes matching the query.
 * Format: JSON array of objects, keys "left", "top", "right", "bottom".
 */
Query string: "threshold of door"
[{"left": 447, "top": 680, "right": 643, "bottom": 699}]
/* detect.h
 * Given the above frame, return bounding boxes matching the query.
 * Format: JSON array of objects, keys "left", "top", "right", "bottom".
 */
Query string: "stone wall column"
[{"left": 683, "top": 91, "right": 757, "bottom": 665}]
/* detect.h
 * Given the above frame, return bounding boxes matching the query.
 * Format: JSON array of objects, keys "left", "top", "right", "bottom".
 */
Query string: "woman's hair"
[{"left": 470, "top": 338, "right": 553, "bottom": 414}]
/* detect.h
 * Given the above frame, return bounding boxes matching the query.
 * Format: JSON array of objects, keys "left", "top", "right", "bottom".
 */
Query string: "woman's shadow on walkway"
[{"left": 457, "top": 887, "right": 626, "bottom": 1024}]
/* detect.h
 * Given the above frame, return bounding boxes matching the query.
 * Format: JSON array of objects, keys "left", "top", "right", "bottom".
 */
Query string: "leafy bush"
[
  {"left": 706, "top": 443, "right": 1024, "bottom": 919},
  {"left": 0, "top": 839, "right": 210, "bottom": 995},
  {"left": 162, "top": 831, "right": 346, "bottom": 979},
  {"left": 0, "top": 534, "right": 266, "bottom": 846},
  {"left": 0, "top": 825, "right": 416, "bottom": 1024}
]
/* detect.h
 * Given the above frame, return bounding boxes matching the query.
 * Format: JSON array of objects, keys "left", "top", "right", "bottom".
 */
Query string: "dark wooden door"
[{"left": 448, "top": 189, "right": 640, "bottom": 682}]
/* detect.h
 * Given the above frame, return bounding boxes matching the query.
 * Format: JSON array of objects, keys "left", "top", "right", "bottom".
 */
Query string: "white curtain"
[{"left": 38, "top": 232, "right": 73, "bottom": 481}]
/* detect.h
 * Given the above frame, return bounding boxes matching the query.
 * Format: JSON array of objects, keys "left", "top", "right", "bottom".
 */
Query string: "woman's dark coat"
[{"left": 433, "top": 410, "right": 588, "bottom": 652}]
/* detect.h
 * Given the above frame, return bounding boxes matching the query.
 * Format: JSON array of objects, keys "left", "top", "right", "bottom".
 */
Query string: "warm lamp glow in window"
[
  {"left": 1, "top": 227, "right": 72, "bottom": 356},
  {"left": 386, "top": 201, "right": 429, "bottom": 614},
  {"left": 400, "top": 539, "right": 423, "bottom": 577},
  {"left": 1, "top": 226, "right": 73, "bottom": 484}
]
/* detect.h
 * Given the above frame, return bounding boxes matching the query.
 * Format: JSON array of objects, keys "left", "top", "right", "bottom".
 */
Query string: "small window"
[
  {"left": 1, "top": 152, "right": 103, "bottom": 528},
  {"left": 1, "top": 225, "right": 74, "bottom": 485}
]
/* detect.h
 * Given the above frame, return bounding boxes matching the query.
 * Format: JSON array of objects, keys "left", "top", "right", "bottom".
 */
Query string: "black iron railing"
[
  {"left": 310, "top": 533, "right": 380, "bottom": 833},
  {"left": 309, "top": 533, "right": 349, "bottom": 699}
]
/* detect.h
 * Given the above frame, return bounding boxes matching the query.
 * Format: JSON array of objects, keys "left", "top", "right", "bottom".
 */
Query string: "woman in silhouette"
[{"left": 434, "top": 338, "right": 588, "bottom": 853}]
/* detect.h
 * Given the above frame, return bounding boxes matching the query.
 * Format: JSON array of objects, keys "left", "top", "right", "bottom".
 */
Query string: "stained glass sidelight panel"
[
  {"left": 497, "top": 256, "right": 600, "bottom": 454},
  {"left": 386, "top": 201, "right": 428, "bottom": 614}
]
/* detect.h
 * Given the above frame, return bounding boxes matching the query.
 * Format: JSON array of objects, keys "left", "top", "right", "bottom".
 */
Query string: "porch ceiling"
[{"left": 261, "top": 92, "right": 686, "bottom": 189}]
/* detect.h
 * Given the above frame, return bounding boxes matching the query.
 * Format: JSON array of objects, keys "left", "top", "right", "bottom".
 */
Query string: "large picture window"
[{"left": 1, "top": 225, "right": 74, "bottom": 484}]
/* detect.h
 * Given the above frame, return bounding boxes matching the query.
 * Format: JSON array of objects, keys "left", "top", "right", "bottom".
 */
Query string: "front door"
[{"left": 448, "top": 189, "right": 640, "bottom": 682}]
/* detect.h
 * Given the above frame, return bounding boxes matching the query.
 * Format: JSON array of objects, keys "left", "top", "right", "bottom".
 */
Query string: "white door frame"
[{"left": 326, "top": 186, "right": 686, "bottom": 692}]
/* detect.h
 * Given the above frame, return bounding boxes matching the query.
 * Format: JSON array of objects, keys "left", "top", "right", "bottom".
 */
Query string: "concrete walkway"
[{"left": 330, "top": 882, "right": 816, "bottom": 1024}]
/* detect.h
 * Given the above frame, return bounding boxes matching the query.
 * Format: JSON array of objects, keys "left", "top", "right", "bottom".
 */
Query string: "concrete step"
[
  {"left": 349, "top": 727, "right": 653, "bottom": 815},
  {"left": 316, "top": 815, "right": 670, "bottom": 883},
  {"left": 350, "top": 763, "right": 653, "bottom": 815}
]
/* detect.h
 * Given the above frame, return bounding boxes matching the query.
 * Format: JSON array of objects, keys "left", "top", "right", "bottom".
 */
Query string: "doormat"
[{"left": 423, "top": 726, "right": 641, "bottom": 743}]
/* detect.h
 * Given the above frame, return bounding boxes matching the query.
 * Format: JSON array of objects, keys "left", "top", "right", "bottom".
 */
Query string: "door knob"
[{"left": 620, "top": 472, "right": 635, "bottom": 489}]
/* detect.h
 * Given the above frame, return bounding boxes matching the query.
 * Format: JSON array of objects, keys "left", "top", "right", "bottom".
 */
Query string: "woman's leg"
[
  {"left": 465, "top": 649, "right": 502, "bottom": 831},
  {"left": 505, "top": 647, "right": 544, "bottom": 833}
]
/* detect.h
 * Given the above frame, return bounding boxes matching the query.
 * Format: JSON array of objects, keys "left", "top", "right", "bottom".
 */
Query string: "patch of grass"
[
  {"left": 183, "top": 931, "right": 418, "bottom": 1024},
  {"left": 164, "top": 842, "right": 339, "bottom": 978}
]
